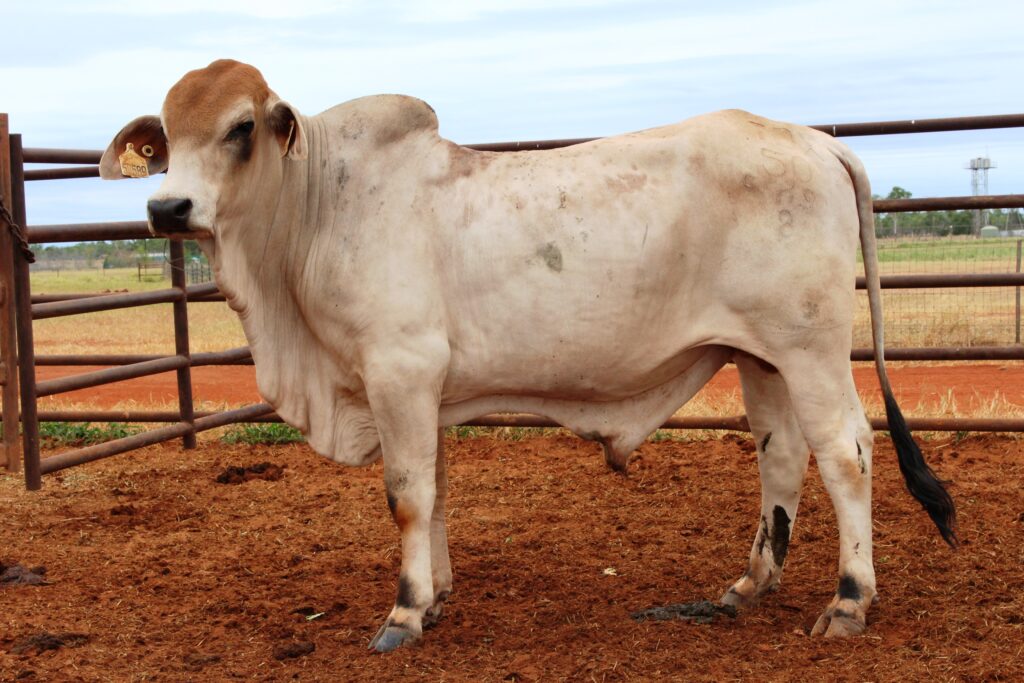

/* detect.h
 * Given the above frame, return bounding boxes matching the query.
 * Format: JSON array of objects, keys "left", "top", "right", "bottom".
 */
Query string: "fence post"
[
  {"left": 1016, "top": 238, "right": 1022, "bottom": 344},
  {"left": 0, "top": 114, "right": 20, "bottom": 472},
  {"left": 9, "top": 136, "right": 41, "bottom": 489},
  {"left": 169, "top": 240, "right": 196, "bottom": 449}
]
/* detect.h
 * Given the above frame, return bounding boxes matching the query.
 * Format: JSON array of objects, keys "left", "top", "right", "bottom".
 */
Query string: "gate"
[{"left": 2, "top": 112, "right": 1024, "bottom": 490}]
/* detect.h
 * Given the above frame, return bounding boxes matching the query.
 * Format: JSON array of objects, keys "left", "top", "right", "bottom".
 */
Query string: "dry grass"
[
  {"left": 855, "top": 239, "right": 1023, "bottom": 348},
  {"left": 31, "top": 267, "right": 246, "bottom": 355}
]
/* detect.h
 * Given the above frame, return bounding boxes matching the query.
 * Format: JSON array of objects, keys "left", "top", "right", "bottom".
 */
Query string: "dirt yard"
[{"left": 2, "top": 430, "right": 1023, "bottom": 681}]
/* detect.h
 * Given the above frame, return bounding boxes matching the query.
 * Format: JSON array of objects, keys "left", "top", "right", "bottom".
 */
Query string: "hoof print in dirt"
[
  {"left": 215, "top": 462, "right": 286, "bottom": 485},
  {"left": 8, "top": 633, "right": 89, "bottom": 656},
  {"left": 272, "top": 640, "right": 315, "bottom": 660},
  {"left": 1, "top": 562, "right": 49, "bottom": 587},
  {"left": 184, "top": 652, "right": 222, "bottom": 670},
  {"left": 631, "top": 600, "right": 738, "bottom": 624}
]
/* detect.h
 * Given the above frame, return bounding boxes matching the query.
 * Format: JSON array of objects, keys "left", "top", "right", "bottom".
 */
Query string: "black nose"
[{"left": 147, "top": 198, "right": 193, "bottom": 233}]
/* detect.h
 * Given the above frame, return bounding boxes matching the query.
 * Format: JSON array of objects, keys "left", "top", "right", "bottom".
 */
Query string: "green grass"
[
  {"left": 38, "top": 422, "right": 142, "bottom": 448},
  {"left": 31, "top": 267, "right": 172, "bottom": 295},
  {"left": 860, "top": 237, "right": 1023, "bottom": 264},
  {"left": 221, "top": 423, "right": 305, "bottom": 445}
]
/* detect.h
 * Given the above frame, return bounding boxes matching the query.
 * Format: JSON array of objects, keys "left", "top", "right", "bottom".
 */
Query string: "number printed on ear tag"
[{"left": 119, "top": 143, "right": 149, "bottom": 178}]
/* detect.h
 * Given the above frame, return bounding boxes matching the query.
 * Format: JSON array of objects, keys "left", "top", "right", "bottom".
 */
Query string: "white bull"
[{"left": 101, "top": 59, "right": 956, "bottom": 652}]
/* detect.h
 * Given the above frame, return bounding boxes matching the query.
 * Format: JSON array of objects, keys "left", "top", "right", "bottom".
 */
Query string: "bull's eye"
[{"left": 226, "top": 120, "right": 255, "bottom": 142}]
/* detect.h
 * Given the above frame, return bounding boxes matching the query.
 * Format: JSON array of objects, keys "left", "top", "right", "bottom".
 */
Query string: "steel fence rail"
[
  {"left": 35, "top": 355, "right": 190, "bottom": 398},
  {"left": 34, "top": 347, "right": 255, "bottom": 367},
  {"left": 31, "top": 282, "right": 221, "bottom": 304},
  {"left": 28, "top": 221, "right": 151, "bottom": 242},
  {"left": 28, "top": 409, "right": 1024, "bottom": 436},
  {"left": 39, "top": 422, "right": 193, "bottom": 475}
]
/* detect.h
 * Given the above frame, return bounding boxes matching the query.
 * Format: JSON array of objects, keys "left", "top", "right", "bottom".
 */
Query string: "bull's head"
[{"left": 100, "top": 59, "right": 307, "bottom": 238}]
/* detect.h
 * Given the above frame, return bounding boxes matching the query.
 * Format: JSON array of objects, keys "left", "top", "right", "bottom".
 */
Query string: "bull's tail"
[{"left": 834, "top": 143, "right": 958, "bottom": 547}]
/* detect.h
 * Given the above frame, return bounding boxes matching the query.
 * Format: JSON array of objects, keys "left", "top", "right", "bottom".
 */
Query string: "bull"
[{"left": 101, "top": 59, "right": 956, "bottom": 652}]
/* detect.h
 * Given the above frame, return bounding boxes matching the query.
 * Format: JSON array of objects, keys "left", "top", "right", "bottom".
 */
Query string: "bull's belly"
[
  {"left": 442, "top": 339, "right": 715, "bottom": 403},
  {"left": 438, "top": 344, "right": 731, "bottom": 455}
]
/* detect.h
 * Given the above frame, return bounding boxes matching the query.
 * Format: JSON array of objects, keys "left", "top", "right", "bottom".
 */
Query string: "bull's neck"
[{"left": 207, "top": 116, "right": 326, "bottom": 321}]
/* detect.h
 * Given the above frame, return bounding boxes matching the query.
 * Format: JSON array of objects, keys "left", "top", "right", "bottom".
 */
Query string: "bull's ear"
[
  {"left": 267, "top": 100, "right": 307, "bottom": 160},
  {"left": 99, "top": 116, "right": 168, "bottom": 180}
]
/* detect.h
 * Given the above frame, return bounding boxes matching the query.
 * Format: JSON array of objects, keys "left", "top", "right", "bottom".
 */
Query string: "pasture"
[{"left": 3, "top": 237, "right": 1023, "bottom": 679}]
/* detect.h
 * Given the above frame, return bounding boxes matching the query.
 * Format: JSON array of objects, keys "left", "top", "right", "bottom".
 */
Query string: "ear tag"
[{"left": 119, "top": 143, "right": 149, "bottom": 178}]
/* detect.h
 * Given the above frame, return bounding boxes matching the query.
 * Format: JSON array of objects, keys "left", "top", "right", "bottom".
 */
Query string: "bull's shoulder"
[{"left": 319, "top": 94, "right": 440, "bottom": 146}]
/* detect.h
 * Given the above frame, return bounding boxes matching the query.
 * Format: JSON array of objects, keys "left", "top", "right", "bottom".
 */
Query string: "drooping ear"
[
  {"left": 267, "top": 100, "right": 307, "bottom": 160},
  {"left": 99, "top": 116, "right": 169, "bottom": 179}
]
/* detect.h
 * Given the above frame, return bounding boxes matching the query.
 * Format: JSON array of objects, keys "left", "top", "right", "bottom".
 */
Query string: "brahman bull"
[{"left": 101, "top": 59, "right": 956, "bottom": 652}]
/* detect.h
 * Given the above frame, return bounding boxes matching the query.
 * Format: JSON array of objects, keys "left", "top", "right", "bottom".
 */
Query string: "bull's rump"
[{"left": 438, "top": 110, "right": 861, "bottom": 396}]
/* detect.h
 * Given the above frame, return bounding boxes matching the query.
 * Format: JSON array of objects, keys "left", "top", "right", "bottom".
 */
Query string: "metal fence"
[{"left": 2, "top": 112, "right": 1024, "bottom": 491}]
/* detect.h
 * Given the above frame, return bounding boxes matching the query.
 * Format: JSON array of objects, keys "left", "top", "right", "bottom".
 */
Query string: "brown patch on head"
[{"left": 163, "top": 59, "right": 272, "bottom": 141}]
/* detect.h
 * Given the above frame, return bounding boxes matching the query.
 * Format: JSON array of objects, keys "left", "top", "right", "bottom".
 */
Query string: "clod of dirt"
[
  {"left": 215, "top": 462, "right": 286, "bottom": 485},
  {"left": 631, "top": 600, "right": 737, "bottom": 624},
  {"left": 1, "top": 562, "right": 49, "bottom": 586},
  {"left": 9, "top": 632, "right": 89, "bottom": 656},
  {"left": 272, "top": 640, "right": 315, "bottom": 660}
]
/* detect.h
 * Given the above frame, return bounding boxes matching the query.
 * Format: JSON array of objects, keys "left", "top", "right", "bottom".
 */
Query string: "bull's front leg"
[
  {"left": 364, "top": 349, "right": 449, "bottom": 653},
  {"left": 424, "top": 428, "right": 452, "bottom": 628}
]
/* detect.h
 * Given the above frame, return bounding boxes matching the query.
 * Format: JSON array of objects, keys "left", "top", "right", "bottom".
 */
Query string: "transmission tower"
[{"left": 966, "top": 156, "right": 995, "bottom": 234}]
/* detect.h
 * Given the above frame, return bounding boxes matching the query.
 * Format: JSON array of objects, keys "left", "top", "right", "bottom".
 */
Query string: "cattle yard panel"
[{"left": 3, "top": 113, "right": 1024, "bottom": 491}]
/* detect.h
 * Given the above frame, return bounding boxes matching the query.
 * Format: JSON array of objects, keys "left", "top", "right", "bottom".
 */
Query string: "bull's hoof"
[
  {"left": 368, "top": 621, "right": 419, "bottom": 653},
  {"left": 811, "top": 603, "right": 866, "bottom": 638},
  {"left": 720, "top": 586, "right": 755, "bottom": 609},
  {"left": 720, "top": 576, "right": 776, "bottom": 609}
]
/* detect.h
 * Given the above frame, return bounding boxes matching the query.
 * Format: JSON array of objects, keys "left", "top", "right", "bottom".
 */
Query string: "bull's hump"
[{"left": 325, "top": 94, "right": 440, "bottom": 146}]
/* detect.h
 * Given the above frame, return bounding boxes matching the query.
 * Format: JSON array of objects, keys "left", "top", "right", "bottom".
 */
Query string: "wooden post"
[{"left": 0, "top": 113, "right": 21, "bottom": 472}]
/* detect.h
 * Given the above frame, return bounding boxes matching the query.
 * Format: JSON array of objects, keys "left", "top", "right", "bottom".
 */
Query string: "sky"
[{"left": 3, "top": 0, "right": 1023, "bottom": 227}]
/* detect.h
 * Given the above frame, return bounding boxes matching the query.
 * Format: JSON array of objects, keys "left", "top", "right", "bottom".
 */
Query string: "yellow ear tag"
[{"left": 119, "top": 143, "right": 149, "bottom": 178}]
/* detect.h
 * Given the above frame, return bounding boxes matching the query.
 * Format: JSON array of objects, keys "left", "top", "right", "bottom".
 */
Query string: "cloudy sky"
[{"left": 3, "top": 0, "right": 1023, "bottom": 226}]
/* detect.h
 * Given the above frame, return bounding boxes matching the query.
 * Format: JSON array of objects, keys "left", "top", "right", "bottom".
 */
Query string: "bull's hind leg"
[
  {"left": 722, "top": 355, "right": 810, "bottom": 608},
  {"left": 775, "top": 352, "right": 877, "bottom": 637}
]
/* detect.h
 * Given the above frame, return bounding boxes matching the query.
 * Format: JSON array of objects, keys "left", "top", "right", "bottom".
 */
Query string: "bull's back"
[{"left": 435, "top": 111, "right": 860, "bottom": 394}]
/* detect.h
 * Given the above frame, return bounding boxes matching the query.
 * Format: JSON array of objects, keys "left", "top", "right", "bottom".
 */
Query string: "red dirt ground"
[
  {"left": 35, "top": 362, "right": 1024, "bottom": 412},
  {"left": 1, "top": 433, "right": 1023, "bottom": 681}
]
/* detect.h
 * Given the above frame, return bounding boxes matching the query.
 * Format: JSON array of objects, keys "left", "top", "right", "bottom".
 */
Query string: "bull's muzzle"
[{"left": 147, "top": 198, "right": 194, "bottom": 234}]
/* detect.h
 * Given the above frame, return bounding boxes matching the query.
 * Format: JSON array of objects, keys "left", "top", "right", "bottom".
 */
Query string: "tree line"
[
  {"left": 32, "top": 238, "right": 205, "bottom": 267},
  {"left": 874, "top": 186, "right": 1023, "bottom": 237}
]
